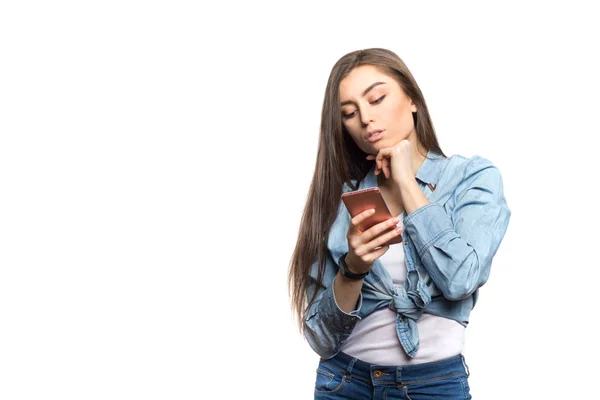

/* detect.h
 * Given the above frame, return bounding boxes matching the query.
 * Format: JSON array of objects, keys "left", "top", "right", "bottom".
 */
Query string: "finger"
[
  {"left": 364, "top": 245, "right": 390, "bottom": 263},
  {"left": 357, "top": 226, "right": 402, "bottom": 256},
  {"left": 376, "top": 148, "right": 393, "bottom": 158},
  {"left": 380, "top": 158, "right": 388, "bottom": 179},
  {"left": 349, "top": 208, "right": 376, "bottom": 231},
  {"left": 367, "top": 225, "right": 403, "bottom": 250},
  {"left": 374, "top": 158, "right": 382, "bottom": 175},
  {"left": 366, "top": 154, "right": 375, "bottom": 160},
  {"left": 376, "top": 151, "right": 391, "bottom": 171},
  {"left": 360, "top": 216, "right": 402, "bottom": 244}
]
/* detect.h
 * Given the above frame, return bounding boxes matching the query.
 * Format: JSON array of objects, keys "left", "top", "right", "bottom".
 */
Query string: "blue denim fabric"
[
  {"left": 304, "top": 152, "right": 511, "bottom": 359},
  {"left": 314, "top": 351, "right": 471, "bottom": 399}
]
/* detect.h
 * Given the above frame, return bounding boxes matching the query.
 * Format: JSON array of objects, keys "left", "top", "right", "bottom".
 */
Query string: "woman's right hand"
[{"left": 344, "top": 209, "right": 404, "bottom": 274}]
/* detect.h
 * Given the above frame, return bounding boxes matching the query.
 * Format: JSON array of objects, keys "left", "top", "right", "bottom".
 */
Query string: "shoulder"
[
  {"left": 443, "top": 153, "right": 501, "bottom": 176},
  {"left": 446, "top": 153, "right": 505, "bottom": 192}
]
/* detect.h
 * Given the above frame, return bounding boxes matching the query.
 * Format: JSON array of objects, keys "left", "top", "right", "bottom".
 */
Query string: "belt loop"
[
  {"left": 344, "top": 357, "right": 357, "bottom": 383},
  {"left": 461, "top": 354, "right": 470, "bottom": 377},
  {"left": 395, "top": 365, "right": 403, "bottom": 385}
]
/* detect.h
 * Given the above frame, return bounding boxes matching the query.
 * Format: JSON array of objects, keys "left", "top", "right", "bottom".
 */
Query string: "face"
[{"left": 339, "top": 65, "right": 417, "bottom": 155}]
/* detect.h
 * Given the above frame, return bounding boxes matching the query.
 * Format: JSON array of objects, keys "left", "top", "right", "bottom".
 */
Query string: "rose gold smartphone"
[{"left": 341, "top": 187, "right": 403, "bottom": 246}]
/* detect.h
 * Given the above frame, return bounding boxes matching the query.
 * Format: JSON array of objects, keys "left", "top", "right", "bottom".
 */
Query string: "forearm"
[
  {"left": 398, "top": 177, "right": 429, "bottom": 214},
  {"left": 333, "top": 270, "right": 364, "bottom": 313}
]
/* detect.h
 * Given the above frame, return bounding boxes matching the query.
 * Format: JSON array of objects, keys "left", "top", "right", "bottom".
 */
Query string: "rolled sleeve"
[
  {"left": 303, "top": 259, "right": 362, "bottom": 359},
  {"left": 403, "top": 158, "right": 511, "bottom": 301},
  {"left": 403, "top": 203, "right": 455, "bottom": 256}
]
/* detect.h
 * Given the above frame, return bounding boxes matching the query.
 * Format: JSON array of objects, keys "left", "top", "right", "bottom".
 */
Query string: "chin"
[
  {"left": 370, "top": 140, "right": 387, "bottom": 150},
  {"left": 364, "top": 145, "right": 380, "bottom": 154},
  {"left": 363, "top": 138, "right": 389, "bottom": 154}
]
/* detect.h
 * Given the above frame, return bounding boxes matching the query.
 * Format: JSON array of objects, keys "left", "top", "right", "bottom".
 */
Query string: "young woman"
[{"left": 288, "top": 48, "right": 511, "bottom": 399}]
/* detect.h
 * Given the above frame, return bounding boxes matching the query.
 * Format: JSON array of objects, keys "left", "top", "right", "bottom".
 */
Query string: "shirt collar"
[
  {"left": 345, "top": 150, "right": 445, "bottom": 191},
  {"left": 415, "top": 150, "right": 445, "bottom": 185}
]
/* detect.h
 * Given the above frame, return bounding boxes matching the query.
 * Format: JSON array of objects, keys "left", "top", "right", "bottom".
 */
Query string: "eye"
[
  {"left": 342, "top": 110, "right": 357, "bottom": 120},
  {"left": 370, "top": 95, "right": 386, "bottom": 105}
]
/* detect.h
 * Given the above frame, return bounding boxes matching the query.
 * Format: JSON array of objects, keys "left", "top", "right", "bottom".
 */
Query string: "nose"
[{"left": 360, "top": 108, "right": 373, "bottom": 127}]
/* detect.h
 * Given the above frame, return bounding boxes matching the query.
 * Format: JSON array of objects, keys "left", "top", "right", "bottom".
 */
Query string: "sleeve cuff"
[
  {"left": 330, "top": 275, "right": 363, "bottom": 317},
  {"left": 404, "top": 203, "right": 456, "bottom": 256},
  {"left": 306, "top": 275, "right": 362, "bottom": 333}
]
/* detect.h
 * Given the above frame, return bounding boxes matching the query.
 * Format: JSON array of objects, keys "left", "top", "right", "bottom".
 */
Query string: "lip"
[{"left": 365, "top": 129, "right": 384, "bottom": 143}]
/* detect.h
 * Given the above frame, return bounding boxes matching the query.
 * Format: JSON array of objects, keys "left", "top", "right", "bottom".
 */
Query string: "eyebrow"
[{"left": 340, "top": 81, "right": 387, "bottom": 106}]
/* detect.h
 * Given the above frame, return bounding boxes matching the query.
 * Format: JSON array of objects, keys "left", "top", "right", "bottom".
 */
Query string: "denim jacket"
[{"left": 304, "top": 151, "right": 511, "bottom": 360}]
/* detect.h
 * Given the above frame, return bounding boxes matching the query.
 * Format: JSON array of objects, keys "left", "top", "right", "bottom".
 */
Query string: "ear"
[{"left": 409, "top": 98, "right": 417, "bottom": 113}]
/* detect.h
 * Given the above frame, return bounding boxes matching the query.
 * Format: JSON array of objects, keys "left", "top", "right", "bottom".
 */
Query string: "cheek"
[
  {"left": 343, "top": 120, "right": 361, "bottom": 138},
  {"left": 388, "top": 102, "right": 415, "bottom": 128},
  {"left": 343, "top": 124, "right": 370, "bottom": 150},
  {"left": 388, "top": 101, "right": 409, "bottom": 116}
]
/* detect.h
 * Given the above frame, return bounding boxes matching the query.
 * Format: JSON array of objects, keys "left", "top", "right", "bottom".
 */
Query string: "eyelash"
[{"left": 342, "top": 95, "right": 386, "bottom": 119}]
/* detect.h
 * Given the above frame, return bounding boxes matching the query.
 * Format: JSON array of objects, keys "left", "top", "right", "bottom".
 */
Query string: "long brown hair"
[{"left": 288, "top": 48, "right": 446, "bottom": 330}]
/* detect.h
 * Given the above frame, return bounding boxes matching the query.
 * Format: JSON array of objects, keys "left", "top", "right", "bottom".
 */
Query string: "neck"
[{"left": 408, "top": 136, "right": 428, "bottom": 177}]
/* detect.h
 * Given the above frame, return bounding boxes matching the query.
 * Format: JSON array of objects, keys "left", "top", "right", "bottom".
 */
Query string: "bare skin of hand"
[
  {"left": 344, "top": 208, "right": 404, "bottom": 274},
  {"left": 366, "top": 139, "right": 414, "bottom": 185},
  {"left": 366, "top": 139, "right": 429, "bottom": 215}
]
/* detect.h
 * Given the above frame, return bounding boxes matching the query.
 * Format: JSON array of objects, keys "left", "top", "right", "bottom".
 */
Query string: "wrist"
[
  {"left": 339, "top": 253, "right": 369, "bottom": 280},
  {"left": 337, "top": 270, "right": 365, "bottom": 285},
  {"left": 398, "top": 177, "right": 429, "bottom": 214},
  {"left": 395, "top": 174, "right": 416, "bottom": 189}
]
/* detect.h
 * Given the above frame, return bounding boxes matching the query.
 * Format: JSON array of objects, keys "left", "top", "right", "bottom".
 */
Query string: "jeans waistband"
[{"left": 320, "top": 351, "right": 469, "bottom": 386}]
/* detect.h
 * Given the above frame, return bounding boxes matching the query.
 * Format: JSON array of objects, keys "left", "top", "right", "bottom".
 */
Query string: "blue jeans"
[{"left": 314, "top": 352, "right": 472, "bottom": 399}]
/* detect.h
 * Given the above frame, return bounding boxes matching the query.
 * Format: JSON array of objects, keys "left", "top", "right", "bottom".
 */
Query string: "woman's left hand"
[{"left": 366, "top": 139, "right": 414, "bottom": 184}]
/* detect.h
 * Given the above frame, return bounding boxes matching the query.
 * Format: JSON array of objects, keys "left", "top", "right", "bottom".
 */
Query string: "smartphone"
[{"left": 341, "top": 187, "right": 403, "bottom": 246}]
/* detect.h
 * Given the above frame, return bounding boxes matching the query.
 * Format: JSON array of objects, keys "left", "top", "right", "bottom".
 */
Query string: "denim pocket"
[
  {"left": 314, "top": 361, "right": 346, "bottom": 394},
  {"left": 404, "top": 373, "right": 471, "bottom": 400}
]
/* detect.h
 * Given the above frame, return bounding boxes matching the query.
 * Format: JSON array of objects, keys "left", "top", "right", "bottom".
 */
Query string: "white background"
[{"left": 1, "top": 1, "right": 598, "bottom": 399}]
